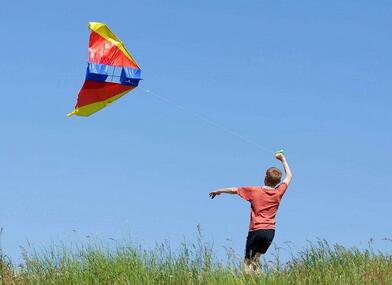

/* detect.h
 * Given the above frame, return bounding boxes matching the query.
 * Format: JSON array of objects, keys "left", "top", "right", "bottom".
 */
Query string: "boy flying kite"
[{"left": 209, "top": 152, "right": 292, "bottom": 272}]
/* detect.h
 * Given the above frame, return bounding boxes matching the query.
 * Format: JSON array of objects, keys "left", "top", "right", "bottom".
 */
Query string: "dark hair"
[{"left": 265, "top": 167, "right": 282, "bottom": 187}]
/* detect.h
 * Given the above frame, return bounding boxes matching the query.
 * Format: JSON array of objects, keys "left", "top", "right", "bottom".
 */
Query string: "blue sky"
[{"left": 0, "top": 0, "right": 391, "bottom": 262}]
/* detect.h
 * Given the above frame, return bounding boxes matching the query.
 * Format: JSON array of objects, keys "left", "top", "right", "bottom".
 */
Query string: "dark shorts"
[{"left": 245, "top": 229, "right": 275, "bottom": 259}]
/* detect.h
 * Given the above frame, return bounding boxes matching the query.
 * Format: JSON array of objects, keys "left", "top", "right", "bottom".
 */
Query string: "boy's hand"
[
  {"left": 209, "top": 191, "right": 221, "bottom": 199},
  {"left": 275, "top": 152, "right": 285, "bottom": 162}
]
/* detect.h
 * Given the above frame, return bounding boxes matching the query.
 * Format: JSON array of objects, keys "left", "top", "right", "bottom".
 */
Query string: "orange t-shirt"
[{"left": 238, "top": 183, "right": 288, "bottom": 231}]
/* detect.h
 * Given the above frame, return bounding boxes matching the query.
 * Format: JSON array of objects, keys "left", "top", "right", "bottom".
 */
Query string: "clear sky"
[{"left": 1, "top": 0, "right": 391, "bottom": 262}]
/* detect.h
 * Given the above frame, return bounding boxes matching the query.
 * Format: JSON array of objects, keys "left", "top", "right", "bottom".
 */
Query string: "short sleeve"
[
  {"left": 238, "top": 186, "right": 255, "bottom": 202},
  {"left": 276, "top": 182, "right": 288, "bottom": 198}
]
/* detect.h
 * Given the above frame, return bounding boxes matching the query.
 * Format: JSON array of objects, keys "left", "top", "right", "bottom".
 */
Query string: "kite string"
[{"left": 142, "top": 89, "right": 271, "bottom": 154}]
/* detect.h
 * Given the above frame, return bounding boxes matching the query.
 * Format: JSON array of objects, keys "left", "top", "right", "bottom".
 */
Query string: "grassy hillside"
[{"left": 1, "top": 236, "right": 391, "bottom": 285}]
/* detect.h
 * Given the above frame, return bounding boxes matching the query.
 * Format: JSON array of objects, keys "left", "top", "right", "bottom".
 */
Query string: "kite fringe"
[{"left": 67, "top": 111, "right": 75, "bottom": 117}]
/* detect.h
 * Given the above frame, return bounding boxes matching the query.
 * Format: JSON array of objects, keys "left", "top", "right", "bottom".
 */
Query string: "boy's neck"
[{"left": 263, "top": 185, "right": 275, "bottom": 189}]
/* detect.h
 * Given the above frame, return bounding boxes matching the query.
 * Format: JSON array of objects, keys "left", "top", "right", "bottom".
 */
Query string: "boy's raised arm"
[
  {"left": 209, "top": 187, "right": 238, "bottom": 199},
  {"left": 275, "top": 153, "right": 292, "bottom": 185}
]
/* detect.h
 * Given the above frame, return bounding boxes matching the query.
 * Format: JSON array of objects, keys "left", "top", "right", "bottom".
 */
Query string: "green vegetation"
[{"left": 1, "top": 235, "right": 391, "bottom": 285}]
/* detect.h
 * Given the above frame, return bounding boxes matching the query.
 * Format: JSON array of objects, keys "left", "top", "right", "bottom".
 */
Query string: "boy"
[{"left": 209, "top": 152, "right": 292, "bottom": 272}]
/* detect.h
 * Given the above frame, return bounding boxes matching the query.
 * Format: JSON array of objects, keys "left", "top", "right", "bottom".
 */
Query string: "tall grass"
[{"left": 0, "top": 233, "right": 391, "bottom": 285}]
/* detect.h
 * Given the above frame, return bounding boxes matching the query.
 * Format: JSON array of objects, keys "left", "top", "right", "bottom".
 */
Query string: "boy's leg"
[
  {"left": 251, "top": 253, "right": 262, "bottom": 274},
  {"left": 244, "top": 231, "right": 256, "bottom": 273},
  {"left": 244, "top": 229, "right": 275, "bottom": 273},
  {"left": 243, "top": 253, "right": 261, "bottom": 274},
  {"left": 244, "top": 258, "right": 255, "bottom": 274}
]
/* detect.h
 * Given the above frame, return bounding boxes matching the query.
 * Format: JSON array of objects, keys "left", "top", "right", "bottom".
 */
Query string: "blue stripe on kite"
[
  {"left": 85, "top": 62, "right": 142, "bottom": 86},
  {"left": 120, "top": 67, "right": 141, "bottom": 86},
  {"left": 86, "top": 63, "right": 109, "bottom": 82}
]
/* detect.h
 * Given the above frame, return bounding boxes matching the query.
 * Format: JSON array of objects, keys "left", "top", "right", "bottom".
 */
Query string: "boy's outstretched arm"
[
  {"left": 209, "top": 187, "right": 238, "bottom": 199},
  {"left": 275, "top": 153, "right": 292, "bottom": 185}
]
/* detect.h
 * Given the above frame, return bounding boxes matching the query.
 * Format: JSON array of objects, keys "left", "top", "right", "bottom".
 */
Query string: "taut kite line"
[{"left": 68, "top": 22, "right": 141, "bottom": 117}]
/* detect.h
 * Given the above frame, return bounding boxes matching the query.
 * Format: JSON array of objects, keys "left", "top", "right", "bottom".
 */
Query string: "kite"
[{"left": 67, "top": 22, "right": 141, "bottom": 117}]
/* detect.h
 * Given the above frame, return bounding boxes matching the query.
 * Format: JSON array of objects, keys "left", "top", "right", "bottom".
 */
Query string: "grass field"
[{"left": 1, "top": 233, "right": 391, "bottom": 285}]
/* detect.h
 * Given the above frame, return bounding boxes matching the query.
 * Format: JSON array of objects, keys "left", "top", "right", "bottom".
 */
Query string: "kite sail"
[{"left": 68, "top": 22, "right": 141, "bottom": 117}]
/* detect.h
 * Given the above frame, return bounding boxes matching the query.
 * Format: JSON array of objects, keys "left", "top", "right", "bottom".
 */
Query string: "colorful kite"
[{"left": 68, "top": 22, "right": 141, "bottom": 117}]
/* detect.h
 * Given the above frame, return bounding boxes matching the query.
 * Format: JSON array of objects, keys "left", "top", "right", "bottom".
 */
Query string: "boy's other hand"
[
  {"left": 209, "top": 191, "right": 221, "bottom": 199},
  {"left": 275, "top": 152, "right": 285, "bottom": 161}
]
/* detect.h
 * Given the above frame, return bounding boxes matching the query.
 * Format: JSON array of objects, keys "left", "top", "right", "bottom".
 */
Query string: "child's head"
[{"left": 264, "top": 167, "right": 282, "bottom": 187}]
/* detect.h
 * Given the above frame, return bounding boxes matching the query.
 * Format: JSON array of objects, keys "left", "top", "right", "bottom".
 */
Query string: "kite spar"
[{"left": 68, "top": 22, "right": 141, "bottom": 117}]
